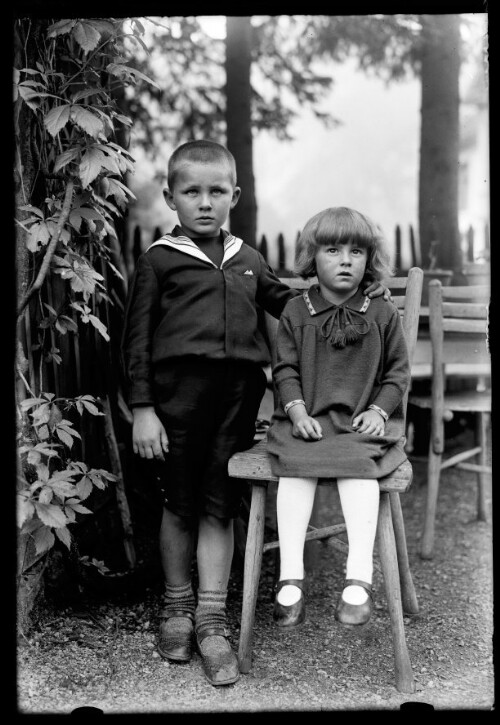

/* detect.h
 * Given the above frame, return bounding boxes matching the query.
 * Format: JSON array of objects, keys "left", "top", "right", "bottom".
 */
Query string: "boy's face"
[{"left": 164, "top": 161, "right": 241, "bottom": 238}]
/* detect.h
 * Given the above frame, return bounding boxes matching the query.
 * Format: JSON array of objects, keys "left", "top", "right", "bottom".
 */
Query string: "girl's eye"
[{"left": 326, "top": 247, "right": 339, "bottom": 254}]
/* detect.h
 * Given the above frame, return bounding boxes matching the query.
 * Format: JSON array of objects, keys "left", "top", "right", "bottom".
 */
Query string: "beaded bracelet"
[
  {"left": 284, "top": 399, "right": 306, "bottom": 415},
  {"left": 368, "top": 404, "right": 388, "bottom": 422}
]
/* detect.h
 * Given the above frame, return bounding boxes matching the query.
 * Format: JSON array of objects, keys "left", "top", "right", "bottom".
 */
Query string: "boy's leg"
[
  {"left": 157, "top": 508, "right": 196, "bottom": 662},
  {"left": 276, "top": 476, "right": 317, "bottom": 605},
  {"left": 337, "top": 477, "right": 379, "bottom": 611},
  {"left": 195, "top": 513, "right": 239, "bottom": 686}
]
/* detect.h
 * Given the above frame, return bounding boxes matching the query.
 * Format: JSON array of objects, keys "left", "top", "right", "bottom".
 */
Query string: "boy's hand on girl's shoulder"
[
  {"left": 363, "top": 280, "right": 393, "bottom": 302},
  {"left": 352, "top": 410, "right": 385, "bottom": 437},
  {"left": 132, "top": 406, "right": 169, "bottom": 460}
]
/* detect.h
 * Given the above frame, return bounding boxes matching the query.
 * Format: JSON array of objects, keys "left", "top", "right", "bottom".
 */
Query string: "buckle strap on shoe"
[
  {"left": 274, "top": 578, "right": 305, "bottom": 594},
  {"left": 196, "top": 625, "right": 230, "bottom": 644},
  {"left": 344, "top": 579, "right": 372, "bottom": 597},
  {"left": 159, "top": 609, "right": 195, "bottom": 621}
]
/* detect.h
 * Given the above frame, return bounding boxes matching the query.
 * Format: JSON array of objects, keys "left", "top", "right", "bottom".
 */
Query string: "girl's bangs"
[{"left": 315, "top": 210, "right": 375, "bottom": 249}]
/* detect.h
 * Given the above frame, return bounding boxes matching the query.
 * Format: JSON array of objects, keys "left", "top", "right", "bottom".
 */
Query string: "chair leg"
[
  {"left": 376, "top": 492, "right": 415, "bottom": 693},
  {"left": 476, "top": 412, "right": 490, "bottom": 522},
  {"left": 389, "top": 492, "right": 419, "bottom": 614},
  {"left": 238, "top": 482, "right": 267, "bottom": 674},
  {"left": 420, "top": 444, "right": 442, "bottom": 560}
]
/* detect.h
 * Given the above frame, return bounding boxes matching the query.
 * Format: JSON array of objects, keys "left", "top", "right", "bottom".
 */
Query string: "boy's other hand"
[
  {"left": 363, "top": 280, "right": 393, "bottom": 301},
  {"left": 132, "top": 406, "right": 169, "bottom": 460}
]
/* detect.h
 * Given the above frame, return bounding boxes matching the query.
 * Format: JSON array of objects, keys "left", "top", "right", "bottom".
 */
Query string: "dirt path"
[{"left": 17, "top": 453, "right": 494, "bottom": 713}]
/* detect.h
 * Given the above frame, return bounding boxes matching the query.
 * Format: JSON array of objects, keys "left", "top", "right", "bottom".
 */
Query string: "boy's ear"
[
  {"left": 231, "top": 186, "right": 241, "bottom": 209},
  {"left": 163, "top": 188, "right": 176, "bottom": 211}
]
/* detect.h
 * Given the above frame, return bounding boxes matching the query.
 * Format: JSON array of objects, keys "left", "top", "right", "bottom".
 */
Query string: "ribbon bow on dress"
[{"left": 319, "top": 305, "right": 370, "bottom": 349}]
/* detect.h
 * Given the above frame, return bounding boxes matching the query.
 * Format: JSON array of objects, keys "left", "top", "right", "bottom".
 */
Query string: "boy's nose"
[{"left": 199, "top": 194, "right": 212, "bottom": 208}]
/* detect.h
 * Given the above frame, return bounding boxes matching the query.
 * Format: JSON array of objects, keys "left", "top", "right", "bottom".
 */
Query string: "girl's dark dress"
[{"left": 267, "top": 285, "right": 411, "bottom": 480}]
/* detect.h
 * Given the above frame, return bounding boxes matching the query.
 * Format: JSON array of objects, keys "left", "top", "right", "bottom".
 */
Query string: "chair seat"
[
  {"left": 229, "top": 437, "right": 413, "bottom": 493},
  {"left": 409, "top": 389, "right": 491, "bottom": 413}
]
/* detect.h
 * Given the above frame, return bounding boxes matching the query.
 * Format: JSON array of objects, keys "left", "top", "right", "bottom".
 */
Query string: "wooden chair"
[
  {"left": 229, "top": 267, "right": 424, "bottom": 694},
  {"left": 408, "top": 280, "right": 491, "bottom": 559}
]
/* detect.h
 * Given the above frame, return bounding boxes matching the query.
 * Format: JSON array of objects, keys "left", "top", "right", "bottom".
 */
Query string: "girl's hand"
[
  {"left": 363, "top": 280, "right": 393, "bottom": 302},
  {"left": 352, "top": 409, "right": 385, "bottom": 437},
  {"left": 132, "top": 406, "right": 169, "bottom": 460},
  {"left": 291, "top": 415, "right": 323, "bottom": 441}
]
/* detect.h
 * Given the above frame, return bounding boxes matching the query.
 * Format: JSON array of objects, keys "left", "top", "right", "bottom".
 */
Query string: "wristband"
[
  {"left": 284, "top": 399, "right": 306, "bottom": 415},
  {"left": 368, "top": 404, "right": 388, "bottom": 422}
]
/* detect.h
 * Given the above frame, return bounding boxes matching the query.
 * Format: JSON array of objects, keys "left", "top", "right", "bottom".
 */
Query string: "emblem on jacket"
[{"left": 243, "top": 270, "right": 254, "bottom": 276}]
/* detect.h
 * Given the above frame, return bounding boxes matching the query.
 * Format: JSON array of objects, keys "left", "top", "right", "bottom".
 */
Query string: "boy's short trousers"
[{"left": 153, "top": 358, "right": 267, "bottom": 519}]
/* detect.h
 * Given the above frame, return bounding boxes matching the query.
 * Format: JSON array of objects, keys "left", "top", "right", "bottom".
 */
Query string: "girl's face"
[{"left": 314, "top": 239, "right": 368, "bottom": 305}]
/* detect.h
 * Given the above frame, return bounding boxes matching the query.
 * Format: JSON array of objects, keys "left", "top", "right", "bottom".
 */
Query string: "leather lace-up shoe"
[
  {"left": 273, "top": 579, "right": 306, "bottom": 629},
  {"left": 335, "top": 579, "right": 373, "bottom": 626},
  {"left": 196, "top": 626, "right": 240, "bottom": 686},
  {"left": 157, "top": 610, "right": 194, "bottom": 662}
]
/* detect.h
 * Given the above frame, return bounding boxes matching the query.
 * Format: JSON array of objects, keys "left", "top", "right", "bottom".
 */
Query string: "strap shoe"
[
  {"left": 335, "top": 579, "right": 373, "bottom": 626},
  {"left": 273, "top": 579, "right": 306, "bottom": 629}
]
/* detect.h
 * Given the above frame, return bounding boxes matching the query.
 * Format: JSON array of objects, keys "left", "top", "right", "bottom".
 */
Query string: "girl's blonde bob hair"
[{"left": 295, "top": 207, "right": 393, "bottom": 284}]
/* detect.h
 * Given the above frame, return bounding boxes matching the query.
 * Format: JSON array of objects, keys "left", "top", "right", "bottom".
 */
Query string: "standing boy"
[{"left": 121, "top": 140, "right": 388, "bottom": 686}]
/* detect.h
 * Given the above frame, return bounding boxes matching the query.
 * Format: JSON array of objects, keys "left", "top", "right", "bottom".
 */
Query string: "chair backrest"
[
  {"left": 265, "top": 268, "right": 424, "bottom": 406},
  {"left": 428, "top": 279, "right": 490, "bottom": 386}
]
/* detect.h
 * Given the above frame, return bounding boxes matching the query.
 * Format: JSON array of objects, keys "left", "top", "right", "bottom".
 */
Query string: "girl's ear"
[{"left": 163, "top": 188, "right": 176, "bottom": 211}]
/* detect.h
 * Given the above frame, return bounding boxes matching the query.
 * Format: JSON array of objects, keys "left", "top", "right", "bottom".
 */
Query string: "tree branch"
[{"left": 17, "top": 179, "right": 75, "bottom": 320}]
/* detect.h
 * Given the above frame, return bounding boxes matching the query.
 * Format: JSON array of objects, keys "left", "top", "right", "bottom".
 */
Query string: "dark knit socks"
[
  {"left": 162, "top": 580, "right": 196, "bottom": 617},
  {"left": 195, "top": 589, "right": 231, "bottom": 655}
]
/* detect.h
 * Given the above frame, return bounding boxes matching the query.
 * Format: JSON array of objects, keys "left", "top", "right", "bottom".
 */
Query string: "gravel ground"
[{"left": 17, "top": 447, "right": 494, "bottom": 714}]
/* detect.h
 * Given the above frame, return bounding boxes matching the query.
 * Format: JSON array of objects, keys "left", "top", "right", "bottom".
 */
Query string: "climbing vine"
[{"left": 15, "top": 18, "right": 156, "bottom": 562}]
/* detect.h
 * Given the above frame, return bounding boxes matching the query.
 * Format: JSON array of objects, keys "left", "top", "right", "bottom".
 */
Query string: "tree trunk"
[
  {"left": 225, "top": 16, "right": 257, "bottom": 248},
  {"left": 418, "top": 14, "right": 461, "bottom": 272}
]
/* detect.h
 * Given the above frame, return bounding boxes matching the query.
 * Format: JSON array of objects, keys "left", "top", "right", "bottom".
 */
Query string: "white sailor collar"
[
  {"left": 302, "top": 285, "right": 371, "bottom": 316},
  {"left": 146, "top": 227, "right": 243, "bottom": 268}
]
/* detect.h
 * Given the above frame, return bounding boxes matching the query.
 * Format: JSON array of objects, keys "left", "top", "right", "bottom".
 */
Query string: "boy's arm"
[
  {"left": 255, "top": 254, "right": 300, "bottom": 319},
  {"left": 121, "top": 254, "right": 160, "bottom": 408}
]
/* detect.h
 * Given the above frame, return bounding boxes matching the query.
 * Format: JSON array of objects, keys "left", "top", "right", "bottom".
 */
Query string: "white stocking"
[
  {"left": 276, "top": 476, "right": 318, "bottom": 605},
  {"left": 337, "top": 477, "right": 379, "bottom": 604}
]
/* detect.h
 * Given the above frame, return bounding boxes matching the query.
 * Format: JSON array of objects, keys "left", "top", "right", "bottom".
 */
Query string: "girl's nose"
[{"left": 340, "top": 249, "right": 351, "bottom": 264}]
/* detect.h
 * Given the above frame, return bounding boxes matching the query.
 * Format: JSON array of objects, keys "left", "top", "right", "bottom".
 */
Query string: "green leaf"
[
  {"left": 79, "top": 148, "right": 106, "bottom": 188},
  {"left": 44, "top": 105, "right": 71, "bottom": 137},
  {"left": 17, "top": 496, "right": 35, "bottom": 528},
  {"left": 47, "top": 19, "right": 77, "bottom": 37},
  {"left": 87, "top": 314, "right": 110, "bottom": 342},
  {"left": 50, "top": 480, "right": 77, "bottom": 498},
  {"left": 34, "top": 502, "right": 69, "bottom": 528},
  {"left": 73, "top": 21, "right": 102, "bottom": 53},
  {"left": 67, "top": 503, "right": 92, "bottom": 515},
  {"left": 38, "top": 487, "right": 53, "bottom": 505},
  {"left": 75, "top": 477, "right": 93, "bottom": 500},
  {"left": 81, "top": 400, "right": 102, "bottom": 416},
  {"left": 55, "top": 526, "right": 72, "bottom": 549},
  {"left": 71, "top": 106, "right": 105, "bottom": 139},
  {"left": 53, "top": 147, "right": 80, "bottom": 174},
  {"left": 32, "top": 526, "right": 55, "bottom": 555},
  {"left": 55, "top": 427, "right": 74, "bottom": 449}
]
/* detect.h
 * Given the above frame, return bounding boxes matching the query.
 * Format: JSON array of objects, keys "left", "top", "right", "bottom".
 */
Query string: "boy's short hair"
[
  {"left": 167, "top": 140, "right": 237, "bottom": 189},
  {"left": 294, "top": 207, "right": 394, "bottom": 283}
]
